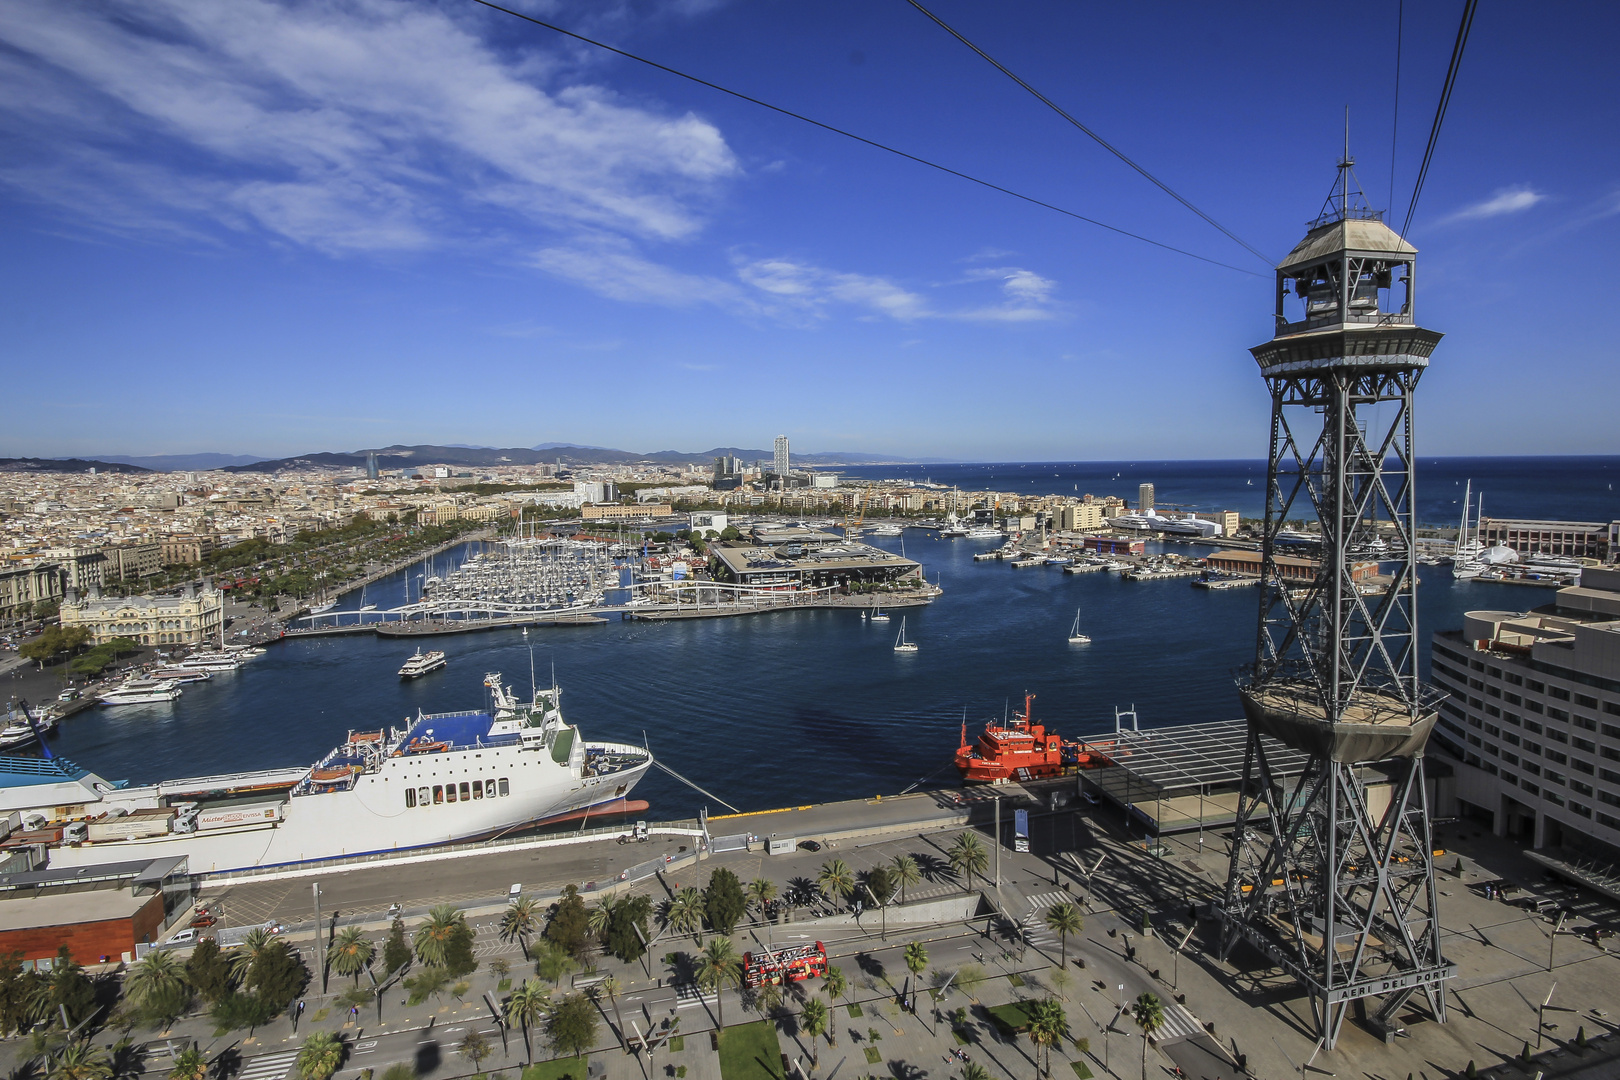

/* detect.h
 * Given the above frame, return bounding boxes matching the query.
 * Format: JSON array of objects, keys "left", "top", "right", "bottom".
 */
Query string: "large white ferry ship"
[{"left": 2, "top": 673, "right": 652, "bottom": 874}]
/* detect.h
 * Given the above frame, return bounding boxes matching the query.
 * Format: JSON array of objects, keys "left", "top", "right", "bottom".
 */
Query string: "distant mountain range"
[
  {"left": 2, "top": 457, "right": 152, "bottom": 474},
  {"left": 217, "top": 443, "right": 938, "bottom": 473},
  {"left": 95, "top": 453, "right": 271, "bottom": 471}
]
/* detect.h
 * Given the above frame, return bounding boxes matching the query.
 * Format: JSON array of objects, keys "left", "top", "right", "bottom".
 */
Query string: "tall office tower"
[
  {"left": 774, "top": 435, "right": 790, "bottom": 477},
  {"left": 1217, "top": 156, "right": 1453, "bottom": 1048},
  {"left": 1138, "top": 483, "right": 1155, "bottom": 512},
  {"left": 366, "top": 453, "right": 379, "bottom": 480}
]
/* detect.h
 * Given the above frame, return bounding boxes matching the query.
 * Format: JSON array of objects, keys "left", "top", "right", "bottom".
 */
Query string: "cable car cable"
[
  {"left": 464, "top": 0, "right": 1262, "bottom": 277},
  {"left": 904, "top": 0, "right": 1274, "bottom": 268},
  {"left": 1402, "top": 0, "right": 1480, "bottom": 237}
]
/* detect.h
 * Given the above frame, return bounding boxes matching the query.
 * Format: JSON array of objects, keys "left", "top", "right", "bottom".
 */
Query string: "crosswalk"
[
  {"left": 1151, "top": 1001, "right": 1205, "bottom": 1045},
  {"left": 674, "top": 984, "right": 718, "bottom": 1010},
  {"left": 1021, "top": 891, "right": 1070, "bottom": 915},
  {"left": 237, "top": 1050, "right": 299, "bottom": 1080}
]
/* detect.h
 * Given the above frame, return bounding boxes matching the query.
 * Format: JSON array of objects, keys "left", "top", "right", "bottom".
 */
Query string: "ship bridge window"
[{"left": 498, "top": 778, "right": 510, "bottom": 797}]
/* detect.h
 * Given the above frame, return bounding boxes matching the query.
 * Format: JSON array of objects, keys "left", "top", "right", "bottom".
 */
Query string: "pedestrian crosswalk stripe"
[
  {"left": 237, "top": 1051, "right": 299, "bottom": 1080},
  {"left": 1151, "top": 1002, "right": 1204, "bottom": 1044},
  {"left": 1023, "top": 891, "right": 1070, "bottom": 913}
]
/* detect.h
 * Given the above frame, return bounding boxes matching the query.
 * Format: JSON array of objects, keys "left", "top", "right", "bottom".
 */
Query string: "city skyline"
[{"left": 3, "top": 1, "right": 1617, "bottom": 460}]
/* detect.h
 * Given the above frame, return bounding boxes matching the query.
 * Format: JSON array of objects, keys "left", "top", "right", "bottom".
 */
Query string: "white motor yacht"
[{"left": 101, "top": 679, "right": 183, "bottom": 705}]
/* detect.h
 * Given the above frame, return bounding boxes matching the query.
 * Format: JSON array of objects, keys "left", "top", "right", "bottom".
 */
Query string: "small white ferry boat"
[{"left": 398, "top": 649, "right": 448, "bottom": 679}]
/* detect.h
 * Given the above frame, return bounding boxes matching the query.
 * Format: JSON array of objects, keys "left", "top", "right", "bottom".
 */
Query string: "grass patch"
[
  {"left": 951, "top": 1030, "right": 970, "bottom": 1046},
  {"left": 1069, "top": 1062, "right": 1094, "bottom": 1080},
  {"left": 311, "top": 1008, "right": 331, "bottom": 1022},
  {"left": 716, "top": 1021, "right": 785, "bottom": 1080},
  {"left": 498, "top": 979, "right": 512, "bottom": 992},
  {"left": 521, "top": 1057, "right": 589, "bottom": 1080},
  {"left": 987, "top": 1001, "right": 1039, "bottom": 1037},
  {"left": 845, "top": 1003, "right": 863, "bottom": 1018},
  {"left": 676, "top": 1069, "right": 687, "bottom": 1079},
  {"left": 863, "top": 1048, "right": 882, "bottom": 1065},
  {"left": 668, "top": 1036, "right": 685, "bottom": 1052},
  {"left": 1007, "top": 973, "right": 1025, "bottom": 988}
]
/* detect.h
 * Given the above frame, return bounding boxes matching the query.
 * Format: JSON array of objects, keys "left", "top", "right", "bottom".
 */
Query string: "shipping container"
[
  {"left": 88, "top": 808, "right": 176, "bottom": 841},
  {"left": 196, "top": 800, "right": 285, "bottom": 831}
]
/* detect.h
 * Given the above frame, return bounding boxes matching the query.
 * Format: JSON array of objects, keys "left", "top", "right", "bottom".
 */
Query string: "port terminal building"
[
  {"left": 708, "top": 529, "right": 923, "bottom": 590},
  {"left": 1074, "top": 719, "right": 1411, "bottom": 837},
  {"left": 0, "top": 856, "right": 192, "bottom": 966},
  {"left": 1205, "top": 549, "right": 1378, "bottom": 584},
  {"left": 1476, "top": 517, "right": 1617, "bottom": 563}
]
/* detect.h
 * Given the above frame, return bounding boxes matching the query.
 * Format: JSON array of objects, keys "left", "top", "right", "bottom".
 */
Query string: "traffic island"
[{"left": 716, "top": 1021, "right": 785, "bottom": 1080}]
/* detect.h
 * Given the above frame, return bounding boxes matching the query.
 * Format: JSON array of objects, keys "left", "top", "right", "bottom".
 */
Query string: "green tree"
[
  {"left": 38, "top": 947, "right": 97, "bottom": 1030},
  {"left": 664, "top": 887, "right": 704, "bottom": 943},
  {"left": 695, "top": 937, "right": 743, "bottom": 1031},
  {"left": 456, "top": 1030, "right": 492, "bottom": 1074},
  {"left": 1028, "top": 998, "right": 1068, "bottom": 1080},
  {"left": 327, "top": 928, "right": 375, "bottom": 986},
  {"left": 817, "top": 860, "right": 855, "bottom": 906},
  {"left": 495, "top": 900, "right": 541, "bottom": 958},
  {"left": 544, "top": 886, "right": 592, "bottom": 961},
  {"left": 800, "top": 997, "right": 829, "bottom": 1069},
  {"left": 415, "top": 905, "right": 476, "bottom": 976},
  {"left": 184, "top": 939, "right": 233, "bottom": 1004},
  {"left": 948, "top": 833, "right": 989, "bottom": 892},
  {"left": 864, "top": 867, "right": 896, "bottom": 907},
  {"left": 747, "top": 878, "right": 777, "bottom": 916},
  {"left": 0, "top": 951, "right": 45, "bottom": 1036},
  {"left": 822, "top": 966, "right": 846, "bottom": 1046},
  {"left": 296, "top": 1031, "right": 346, "bottom": 1080},
  {"left": 959, "top": 1064, "right": 990, "bottom": 1080},
  {"left": 603, "top": 895, "right": 653, "bottom": 964},
  {"left": 383, "top": 918, "right": 412, "bottom": 976},
  {"left": 1131, "top": 992, "right": 1165, "bottom": 1077},
  {"left": 505, "top": 978, "right": 551, "bottom": 1063},
  {"left": 891, "top": 855, "right": 922, "bottom": 905},
  {"left": 168, "top": 1046, "right": 208, "bottom": 1080},
  {"left": 703, "top": 868, "right": 748, "bottom": 935},
  {"left": 534, "top": 942, "right": 577, "bottom": 987},
  {"left": 903, "top": 942, "right": 928, "bottom": 979},
  {"left": 46, "top": 1041, "right": 112, "bottom": 1080},
  {"left": 124, "top": 949, "right": 187, "bottom": 1008},
  {"left": 546, "top": 993, "right": 598, "bottom": 1059},
  {"left": 585, "top": 901, "right": 613, "bottom": 943},
  {"left": 403, "top": 968, "right": 452, "bottom": 1006},
  {"left": 236, "top": 936, "right": 307, "bottom": 1015},
  {"left": 1044, "top": 902, "right": 1084, "bottom": 968}
]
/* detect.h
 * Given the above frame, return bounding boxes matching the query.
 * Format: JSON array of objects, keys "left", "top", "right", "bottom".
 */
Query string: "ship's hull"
[{"left": 45, "top": 740, "right": 651, "bottom": 874}]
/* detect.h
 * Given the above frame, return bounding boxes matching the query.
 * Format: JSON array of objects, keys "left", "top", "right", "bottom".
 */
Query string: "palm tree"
[
  {"left": 124, "top": 949, "right": 187, "bottom": 1005},
  {"left": 752, "top": 981, "right": 782, "bottom": 1019},
  {"left": 959, "top": 1064, "right": 990, "bottom": 1080},
  {"left": 747, "top": 878, "right": 777, "bottom": 917},
  {"left": 1027, "top": 999, "right": 1068, "bottom": 1080},
  {"left": 229, "top": 928, "right": 281, "bottom": 982},
  {"left": 817, "top": 859, "right": 855, "bottom": 907},
  {"left": 695, "top": 937, "right": 743, "bottom": 1031},
  {"left": 799, "top": 997, "right": 829, "bottom": 1069},
  {"left": 903, "top": 942, "right": 928, "bottom": 979},
  {"left": 168, "top": 1047, "right": 207, "bottom": 1080},
  {"left": 499, "top": 897, "right": 541, "bottom": 960},
  {"left": 327, "top": 927, "right": 375, "bottom": 986},
  {"left": 296, "top": 1031, "right": 345, "bottom": 1080},
  {"left": 414, "top": 905, "right": 468, "bottom": 968},
  {"left": 586, "top": 901, "right": 613, "bottom": 943},
  {"left": 948, "top": 833, "right": 989, "bottom": 892},
  {"left": 665, "top": 888, "right": 704, "bottom": 943},
  {"left": 821, "top": 965, "right": 846, "bottom": 1046},
  {"left": 594, "top": 974, "right": 626, "bottom": 1046},
  {"left": 1044, "top": 902, "right": 1084, "bottom": 968},
  {"left": 505, "top": 979, "right": 551, "bottom": 1064},
  {"left": 891, "top": 855, "right": 922, "bottom": 904},
  {"left": 48, "top": 1043, "right": 112, "bottom": 1080},
  {"left": 1131, "top": 992, "right": 1165, "bottom": 1078}
]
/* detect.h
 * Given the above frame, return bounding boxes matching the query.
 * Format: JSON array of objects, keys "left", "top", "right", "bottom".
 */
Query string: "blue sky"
[{"left": 2, "top": 0, "right": 1616, "bottom": 461}]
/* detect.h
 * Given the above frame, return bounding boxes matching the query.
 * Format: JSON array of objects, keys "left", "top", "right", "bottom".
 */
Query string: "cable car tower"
[{"left": 1217, "top": 151, "right": 1455, "bottom": 1049}]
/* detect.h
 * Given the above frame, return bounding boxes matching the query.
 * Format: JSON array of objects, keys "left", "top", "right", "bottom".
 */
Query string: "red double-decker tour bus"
[{"left": 742, "top": 941, "right": 828, "bottom": 988}]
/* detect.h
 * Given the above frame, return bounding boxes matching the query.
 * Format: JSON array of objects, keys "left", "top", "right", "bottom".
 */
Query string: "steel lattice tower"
[{"left": 1217, "top": 157, "right": 1456, "bottom": 1049}]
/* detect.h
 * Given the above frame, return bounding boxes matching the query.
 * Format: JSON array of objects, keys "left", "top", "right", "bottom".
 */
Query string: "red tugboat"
[{"left": 955, "top": 694, "right": 1091, "bottom": 784}]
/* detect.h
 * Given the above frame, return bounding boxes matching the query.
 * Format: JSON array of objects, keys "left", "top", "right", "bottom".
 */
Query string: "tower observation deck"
[{"left": 1217, "top": 157, "right": 1456, "bottom": 1049}]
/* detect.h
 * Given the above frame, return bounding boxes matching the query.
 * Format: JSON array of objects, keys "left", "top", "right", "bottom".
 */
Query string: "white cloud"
[
  {"left": 0, "top": 0, "right": 738, "bottom": 251},
  {"left": 1444, "top": 185, "right": 1546, "bottom": 223},
  {"left": 531, "top": 239, "right": 744, "bottom": 308},
  {"left": 955, "top": 266, "right": 1060, "bottom": 321}
]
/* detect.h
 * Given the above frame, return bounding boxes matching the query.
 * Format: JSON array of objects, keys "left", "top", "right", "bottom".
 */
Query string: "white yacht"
[
  {"left": 893, "top": 618, "right": 918, "bottom": 653},
  {"left": 151, "top": 667, "right": 213, "bottom": 684},
  {"left": 965, "top": 525, "right": 1000, "bottom": 540},
  {"left": 398, "top": 649, "right": 448, "bottom": 679},
  {"left": 100, "top": 679, "right": 183, "bottom": 705},
  {"left": 1068, "top": 607, "right": 1091, "bottom": 645}
]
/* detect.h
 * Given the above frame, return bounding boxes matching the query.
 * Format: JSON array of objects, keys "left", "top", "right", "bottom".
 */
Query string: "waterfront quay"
[{"left": 44, "top": 778, "right": 1620, "bottom": 1080}]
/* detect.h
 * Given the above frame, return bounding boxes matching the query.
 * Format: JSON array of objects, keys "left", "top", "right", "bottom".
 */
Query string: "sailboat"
[
  {"left": 868, "top": 606, "right": 890, "bottom": 623},
  {"left": 893, "top": 617, "right": 918, "bottom": 653},
  {"left": 1068, "top": 607, "right": 1091, "bottom": 645},
  {"left": 358, "top": 583, "right": 377, "bottom": 613}
]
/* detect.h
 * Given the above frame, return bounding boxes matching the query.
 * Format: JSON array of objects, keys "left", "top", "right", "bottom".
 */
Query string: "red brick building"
[{"left": 0, "top": 857, "right": 191, "bottom": 967}]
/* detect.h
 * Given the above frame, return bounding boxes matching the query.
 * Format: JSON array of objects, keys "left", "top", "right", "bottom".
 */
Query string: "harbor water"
[{"left": 50, "top": 532, "right": 1563, "bottom": 823}]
